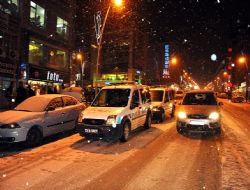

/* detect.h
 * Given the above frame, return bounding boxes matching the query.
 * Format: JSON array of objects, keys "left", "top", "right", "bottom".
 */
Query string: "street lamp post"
[
  {"left": 238, "top": 55, "right": 249, "bottom": 102},
  {"left": 94, "top": 0, "right": 123, "bottom": 88},
  {"left": 77, "top": 53, "right": 85, "bottom": 88}
]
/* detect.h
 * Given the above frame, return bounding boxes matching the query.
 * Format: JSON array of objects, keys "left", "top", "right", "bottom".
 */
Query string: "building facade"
[{"left": 0, "top": 0, "right": 76, "bottom": 108}]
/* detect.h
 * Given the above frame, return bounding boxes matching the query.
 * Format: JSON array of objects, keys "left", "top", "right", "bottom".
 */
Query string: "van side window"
[{"left": 131, "top": 90, "right": 140, "bottom": 105}]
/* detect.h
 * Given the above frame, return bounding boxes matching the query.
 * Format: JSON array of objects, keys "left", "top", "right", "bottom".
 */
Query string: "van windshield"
[
  {"left": 150, "top": 90, "right": 164, "bottom": 102},
  {"left": 92, "top": 89, "right": 131, "bottom": 107}
]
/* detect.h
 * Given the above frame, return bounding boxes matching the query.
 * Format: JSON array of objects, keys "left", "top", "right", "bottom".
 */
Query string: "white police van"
[
  {"left": 150, "top": 87, "right": 175, "bottom": 122},
  {"left": 77, "top": 84, "right": 152, "bottom": 142}
]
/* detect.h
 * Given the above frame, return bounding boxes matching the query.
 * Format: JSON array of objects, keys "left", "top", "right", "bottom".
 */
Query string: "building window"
[
  {"left": 29, "top": 40, "right": 43, "bottom": 65},
  {"left": 56, "top": 17, "right": 68, "bottom": 38},
  {"left": 0, "top": 0, "right": 18, "bottom": 15},
  {"left": 49, "top": 49, "right": 67, "bottom": 69},
  {"left": 30, "top": 1, "right": 45, "bottom": 28}
]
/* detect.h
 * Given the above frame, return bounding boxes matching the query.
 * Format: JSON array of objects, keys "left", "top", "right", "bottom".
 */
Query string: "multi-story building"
[{"left": 0, "top": 0, "right": 76, "bottom": 108}]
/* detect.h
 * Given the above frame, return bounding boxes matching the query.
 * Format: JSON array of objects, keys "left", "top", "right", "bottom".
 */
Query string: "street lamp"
[
  {"left": 76, "top": 53, "right": 85, "bottom": 88},
  {"left": 237, "top": 55, "right": 249, "bottom": 101},
  {"left": 94, "top": 0, "right": 124, "bottom": 87}
]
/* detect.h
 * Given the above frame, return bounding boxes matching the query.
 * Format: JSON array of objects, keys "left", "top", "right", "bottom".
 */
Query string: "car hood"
[
  {"left": 0, "top": 110, "right": 42, "bottom": 124},
  {"left": 177, "top": 105, "right": 219, "bottom": 115},
  {"left": 82, "top": 106, "right": 125, "bottom": 120}
]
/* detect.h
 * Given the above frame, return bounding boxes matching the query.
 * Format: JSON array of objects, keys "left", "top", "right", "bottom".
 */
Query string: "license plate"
[
  {"left": 84, "top": 129, "right": 98, "bottom": 134},
  {"left": 189, "top": 120, "right": 205, "bottom": 125}
]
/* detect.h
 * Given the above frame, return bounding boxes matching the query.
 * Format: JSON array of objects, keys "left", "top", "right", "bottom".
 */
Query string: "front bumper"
[
  {"left": 0, "top": 128, "right": 28, "bottom": 143},
  {"left": 176, "top": 119, "right": 221, "bottom": 133},
  {"left": 77, "top": 123, "right": 122, "bottom": 140}
]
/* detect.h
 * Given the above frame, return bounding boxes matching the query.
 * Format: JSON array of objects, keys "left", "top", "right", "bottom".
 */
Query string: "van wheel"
[
  {"left": 26, "top": 127, "right": 42, "bottom": 147},
  {"left": 159, "top": 111, "right": 165, "bottom": 123},
  {"left": 144, "top": 113, "right": 152, "bottom": 129},
  {"left": 119, "top": 121, "right": 131, "bottom": 142}
]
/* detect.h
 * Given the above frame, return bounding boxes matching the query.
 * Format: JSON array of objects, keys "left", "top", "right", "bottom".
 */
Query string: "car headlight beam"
[
  {"left": 178, "top": 111, "right": 187, "bottom": 119},
  {"left": 209, "top": 112, "right": 219, "bottom": 120}
]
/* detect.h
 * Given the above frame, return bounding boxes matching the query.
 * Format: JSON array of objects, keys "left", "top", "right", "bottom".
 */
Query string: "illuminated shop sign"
[
  {"left": 163, "top": 44, "right": 169, "bottom": 78},
  {"left": 47, "top": 71, "right": 59, "bottom": 82}
]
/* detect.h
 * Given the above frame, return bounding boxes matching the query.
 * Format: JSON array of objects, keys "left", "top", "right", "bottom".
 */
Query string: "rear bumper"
[{"left": 77, "top": 123, "right": 122, "bottom": 140}]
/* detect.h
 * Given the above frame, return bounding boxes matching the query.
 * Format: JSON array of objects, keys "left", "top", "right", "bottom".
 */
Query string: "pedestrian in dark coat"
[
  {"left": 15, "top": 81, "right": 27, "bottom": 105},
  {"left": 27, "top": 85, "right": 35, "bottom": 97}
]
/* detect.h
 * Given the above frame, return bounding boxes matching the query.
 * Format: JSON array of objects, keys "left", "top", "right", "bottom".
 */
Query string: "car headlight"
[
  {"left": 152, "top": 106, "right": 160, "bottom": 111},
  {"left": 178, "top": 111, "right": 187, "bottom": 119},
  {"left": 1, "top": 123, "right": 21, "bottom": 129},
  {"left": 78, "top": 112, "right": 84, "bottom": 123},
  {"left": 106, "top": 115, "right": 117, "bottom": 127},
  {"left": 209, "top": 112, "right": 219, "bottom": 120}
]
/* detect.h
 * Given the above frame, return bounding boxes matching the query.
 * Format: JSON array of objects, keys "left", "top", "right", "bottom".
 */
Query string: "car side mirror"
[
  {"left": 130, "top": 102, "right": 139, "bottom": 109},
  {"left": 164, "top": 98, "right": 169, "bottom": 103},
  {"left": 45, "top": 106, "right": 55, "bottom": 112},
  {"left": 218, "top": 102, "right": 223, "bottom": 106}
]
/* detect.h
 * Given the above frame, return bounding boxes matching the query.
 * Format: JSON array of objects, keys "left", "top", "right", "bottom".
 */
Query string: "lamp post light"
[
  {"left": 237, "top": 55, "right": 249, "bottom": 102},
  {"left": 94, "top": 0, "right": 124, "bottom": 88},
  {"left": 76, "top": 53, "right": 85, "bottom": 88}
]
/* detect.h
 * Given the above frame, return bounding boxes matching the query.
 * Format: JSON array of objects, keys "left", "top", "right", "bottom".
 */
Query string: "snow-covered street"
[{"left": 0, "top": 101, "right": 249, "bottom": 190}]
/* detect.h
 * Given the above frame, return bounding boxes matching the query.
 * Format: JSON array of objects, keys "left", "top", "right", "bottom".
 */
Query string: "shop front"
[
  {"left": 0, "top": 59, "right": 17, "bottom": 109},
  {"left": 28, "top": 65, "right": 69, "bottom": 95}
]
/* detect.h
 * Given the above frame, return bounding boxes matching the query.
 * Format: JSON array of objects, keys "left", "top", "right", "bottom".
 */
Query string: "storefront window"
[
  {"left": 0, "top": 0, "right": 18, "bottom": 16},
  {"left": 30, "top": 1, "right": 45, "bottom": 28},
  {"left": 56, "top": 17, "right": 68, "bottom": 38},
  {"left": 29, "top": 40, "right": 43, "bottom": 65},
  {"left": 48, "top": 48, "right": 67, "bottom": 69}
]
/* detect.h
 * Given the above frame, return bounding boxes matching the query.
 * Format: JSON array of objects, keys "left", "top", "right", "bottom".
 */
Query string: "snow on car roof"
[{"left": 15, "top": 94, "right": 69, "bottom": 112}]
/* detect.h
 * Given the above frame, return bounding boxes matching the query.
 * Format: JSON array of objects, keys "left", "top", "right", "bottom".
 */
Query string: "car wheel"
[
  {"left": 159, "top": 111, "right": 165, "bottom": 123},
  {"left": 119, "top": 121, "right": 131, "bottom": 142},
  {"left": 144, "top": 113, "right": 152, "bottom": 129},
  {"left": 26, "top": 127, "right": 42, "bottom": 147}
]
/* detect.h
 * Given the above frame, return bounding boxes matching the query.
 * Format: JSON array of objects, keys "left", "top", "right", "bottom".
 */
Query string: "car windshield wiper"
[{"left": 14, "top": 109, "right": 32, "bottom": 112}]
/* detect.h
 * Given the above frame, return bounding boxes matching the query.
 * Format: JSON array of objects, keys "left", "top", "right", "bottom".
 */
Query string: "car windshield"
[
  {"left": 14, "top": 96, "right": 49, "bottom": 112},
  {"left": 182, "top": 92, "right": 217, "bottom": 105},
  {"left": 150, "top": 90, "right": 164, "bottom": 102},
  {"left": 92, "top": 89, "right": 130, "bottom": 107}
]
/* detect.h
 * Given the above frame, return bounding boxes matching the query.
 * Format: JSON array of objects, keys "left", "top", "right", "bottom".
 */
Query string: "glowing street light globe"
[{"left": 211, "top": 54, "right": 217, "bottom": 61}]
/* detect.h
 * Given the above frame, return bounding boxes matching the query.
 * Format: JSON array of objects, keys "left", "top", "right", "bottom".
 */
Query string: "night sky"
[
  {"left": 137, "top": 0, "right": 250, "bottom": 85},
  {"left": 78, "top": 0, "right": 250, "bottom": 86}
]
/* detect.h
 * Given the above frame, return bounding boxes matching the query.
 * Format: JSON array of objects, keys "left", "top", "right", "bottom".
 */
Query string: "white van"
[{"left": 77, "top": 84, "right": 152, "bottom": 142}]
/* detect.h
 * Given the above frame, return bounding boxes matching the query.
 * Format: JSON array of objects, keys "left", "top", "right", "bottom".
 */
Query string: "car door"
[
  {"left": 61, "top": 96, "right": 81, "bottom": 131},
  {"left": 43, "top": 97, "right": 65, "bottom": 136},
  {"left": 129, "top": 89, "right": 141, "bottom": 130},
  {"left": 138, "top": 89, "right": 149, "bottom": 126}
]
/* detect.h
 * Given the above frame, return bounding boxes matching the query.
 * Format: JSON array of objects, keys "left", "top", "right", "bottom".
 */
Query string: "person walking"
[
  {"left": 27, "top": 85, "right": 35, "bottom": 97},
  {"left": 5, "top": 81, "right": 14, "bottom": 109},
  {"left": 15, "top": 81, "right": 27, "bottom": 105}
]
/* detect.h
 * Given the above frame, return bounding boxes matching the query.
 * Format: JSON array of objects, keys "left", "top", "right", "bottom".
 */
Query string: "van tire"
[
  {"left": 119, "top": 121, "right": 131, "bottom": 142},
  {"left": 144, "top": 113, "right": 152, "bottom": 129}
]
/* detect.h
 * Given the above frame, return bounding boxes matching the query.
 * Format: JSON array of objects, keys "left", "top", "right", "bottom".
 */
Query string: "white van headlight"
[
  {"left": 178, "top": 111, "right": 187, "bottom": 119},
  {"left": 106, "top": 115, "right": 117, "bottom": 126},
  {"left": 209, "top": 112, "right": 219, "bottom": 120}
]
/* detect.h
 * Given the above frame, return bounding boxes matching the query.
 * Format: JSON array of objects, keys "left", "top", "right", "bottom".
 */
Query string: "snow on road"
[{"left": 0, "top": 101, "right": 250, "bottom": 190}]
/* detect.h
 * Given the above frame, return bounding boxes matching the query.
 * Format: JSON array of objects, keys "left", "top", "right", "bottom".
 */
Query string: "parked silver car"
[
  {"left": 176, "top": 90, "right": 222, "bottom": 135},
  {"left": 0, "top": 94, "right": 86, "bottom": 146}
]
